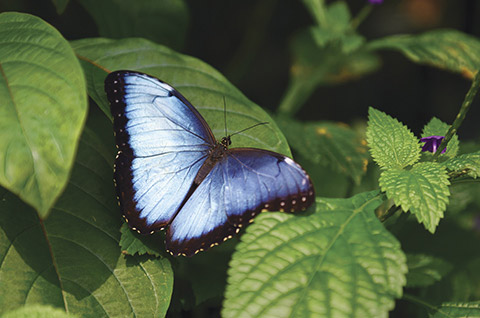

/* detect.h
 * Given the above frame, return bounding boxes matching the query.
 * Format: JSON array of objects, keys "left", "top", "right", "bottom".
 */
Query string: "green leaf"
[
  {"left": 51, "top": 0, "right": 70, "bottom": 14},
  {"left": 366, "top": 107, "right": 421, "bottom": 169},
  {"left": 223, "top": 191, "right": 407, "bottom": 318},
  {"left": 421, "top": 117, "right": 459, "bottom": 159},
  {"left": 0, "top": 128, "right": 173, "bottom": 317},
  {"left": 379, "top": 162, "right": 450, "bottom": 233},
  {"left": 1, "top": 305, "right": 77, "bottom": 318},
  {"left": 0, "top": 12, "right": 87, "bottom": 218},
  {"left": 119, "top": 222, "right": 164, "bottom": 257},
  {"left": 309, "top": 2, "right": 358, "bottom": 51},
  {"left": 368, "top": 29, "right": 480, "bottom": 80},
  {"left": 276, "top": 117, "right": 369, "bottom": 184},
  {"left": 279, "top": 28, "right": 379, "bottom": 115},
  {"left": 444, "top": 151, "right": 480, "bottom": 179},
  {"left": 279, "top": 32, "right": 379, "bottom": 115},
  {"left": 406, "top": 254, "right": 452, "bottom": 288},
  {"left": 431, "top": 301, "right": 480, "bottom": 318},
  {"left": 76, "top": 0, "right": 189, "bottom": 50},
  {"left": 72, "top": 37, "right": 291, "bottom": 156}
]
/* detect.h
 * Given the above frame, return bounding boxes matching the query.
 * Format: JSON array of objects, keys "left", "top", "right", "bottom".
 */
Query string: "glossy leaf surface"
[
  {"left": 0, "top": 12, "right": 87, "bottom": 218},
  {"left": 0, "top": 129, "right": 173, "bottom": 317}
]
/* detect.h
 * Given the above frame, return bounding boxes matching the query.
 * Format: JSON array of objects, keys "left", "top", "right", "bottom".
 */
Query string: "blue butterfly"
[{"left": 104, "top": 71, "right": 315, "bottom": 256}]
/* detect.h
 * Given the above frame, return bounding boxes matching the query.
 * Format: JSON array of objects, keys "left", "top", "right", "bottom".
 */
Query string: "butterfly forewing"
[{"left": 105, "top": 71, "right": 215, "bottom": 233}]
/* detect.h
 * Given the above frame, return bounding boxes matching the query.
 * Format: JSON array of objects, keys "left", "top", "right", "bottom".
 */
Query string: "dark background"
[{"left": 2, "top": 0, "right": 479, "bottom": 139}]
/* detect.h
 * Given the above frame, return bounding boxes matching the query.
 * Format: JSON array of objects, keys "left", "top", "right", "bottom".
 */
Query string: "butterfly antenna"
[
  {"left": 229, "top": 122, "right": 269, "bottom": 137},
  {"left": 223, "top": 96, "right": 228, "bottom": 137}
]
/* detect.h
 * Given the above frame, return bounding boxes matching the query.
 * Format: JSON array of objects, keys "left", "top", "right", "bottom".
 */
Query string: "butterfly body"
[{"left": 105, "top": 70, "right": 314, "bottom": 256}]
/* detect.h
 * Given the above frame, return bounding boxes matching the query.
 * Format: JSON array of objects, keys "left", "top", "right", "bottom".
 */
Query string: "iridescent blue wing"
[
  {"left": 166, "top": 148, "right": 314, "bottom": 256},
  {"left": 105, "top": 71, "right": 215, "bottom": 233}
]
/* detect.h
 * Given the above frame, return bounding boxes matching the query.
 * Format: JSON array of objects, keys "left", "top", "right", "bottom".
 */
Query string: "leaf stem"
[
  {"left": 433, "top": 71, "right": 480, "bottom": 159},
  {"left": 450, "top": 177, "right": 480, "bottom": 185},
  {"left": 351, "top": 5, "right": 373, "bottom": 30},
  {"left": 403, "top": 293, "right": 453, "bottom": 317},
  {"left": 402, "top": 293, "right": 438, "bottom": 312},
  {"left": 277, "top": 79, "right": 315, "bottom": 116},
  {"left": 379, "top": 204, "right": 399, "bottom": 222},
  {"left": 309, "top": 0, "right": 328, "bottom": 28}
]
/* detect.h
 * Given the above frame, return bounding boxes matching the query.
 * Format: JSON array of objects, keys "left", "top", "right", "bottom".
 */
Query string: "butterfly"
[{"left": 104, "top": 70, "right": 315, "bottom": 256}]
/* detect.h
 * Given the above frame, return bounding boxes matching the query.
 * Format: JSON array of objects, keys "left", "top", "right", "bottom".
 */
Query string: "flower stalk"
[{"left": 433, "top": 71, "right": 480, "bottom": 159}]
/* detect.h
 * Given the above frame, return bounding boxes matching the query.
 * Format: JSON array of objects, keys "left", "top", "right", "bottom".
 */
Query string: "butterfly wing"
[
  {"left": 105, "top": 71, "right": 216, "bottom": 233},
  {"left": 166, "top": 148, "right": 314, "bottom": 256}
]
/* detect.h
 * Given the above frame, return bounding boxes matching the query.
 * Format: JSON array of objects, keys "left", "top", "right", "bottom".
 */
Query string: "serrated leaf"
[
  {"left": 431, "top": 301, "right": 480, "bottom": 318},
  {"left": 367, "top": 107, "right": 421, "bottom": 169},
  {"left": 77, "top": 0, "right": 189, "bottom": 50},
  {"left": 119, "top": 222, "right": 164, "bottom": 257},
  {"left": 445, "top": 151, "right": 480, "bottom": 179},
  {"left": 406, "top": 254, "right": 452, "bottom": 288},
  {"left": 0, "top": 12, "right": 87, "bottom": 218},
  {"left": 0, "top": 128, "right": 173, "bottom": 317},
  {"left": 379, "top": 162, "right": 450, "bottom": 233},
  {"left": 71, "top": 37, "right": 291, "bottom": 157},
  {"left": 223, "top": 191, "right": 407, "bottom": 318},
  {"left": 422, "top": 117, "right": 459, "bottom": 159},
  {"left": 1, "top": 304, "right": 77, "bottom": 318},
  {"left": 368, "top": 29, "right": 480, "bottom": 79},
  {"left": 276, "top": 117, "right": 369, "bottom": 184}
]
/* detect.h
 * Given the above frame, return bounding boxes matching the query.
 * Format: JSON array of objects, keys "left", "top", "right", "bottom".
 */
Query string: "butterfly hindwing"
[
  {"left": 223, "top": 149, "right": 315, "bottom": 225},
  {"left": 166, "top": 148, "right": 314, "bottom": 256},
  {"left": 105, "top": 71, "right": 215, "bottom": 233}
]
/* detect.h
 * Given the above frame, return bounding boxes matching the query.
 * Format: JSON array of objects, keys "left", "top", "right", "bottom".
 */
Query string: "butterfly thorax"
[{"left": 193, "top": 136, "right": 231, "bottom": 186}]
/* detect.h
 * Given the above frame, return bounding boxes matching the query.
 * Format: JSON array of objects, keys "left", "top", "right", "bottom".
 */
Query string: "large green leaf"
[
  {"left": 276, "top": 116, "right": 369, "bottom": 184},
  {"left": 71, "top": 37, "right": 290, "bottom": 156},
  {"left": 431, "top": 301, "right": 480, "bottom": 318},
  {"left": 421, "top": 117, "right": 459, "bottom": 159},
  {"left": 367, "top": 107, "right": 421, "bottom": 169},
  {"left": 1, "top": 304, "right": 77, "bottom": 318},
  {"left": 223, "top": 191, "right": 407, "bottom": 318},
  {"left": 0, "top": 128, "right": 173, "bottom": 317},
  {"left": 368, "top": 29, "right": 480, "bottom": 79},
  {"left": 0, "top": 12, "right": 87, "bottom": 218},
  {"left": 76, "top": 0, "right": 189, "bottom": 50},
  {"left": 379, "top": 162, "right": 450, "bottom": 233}
]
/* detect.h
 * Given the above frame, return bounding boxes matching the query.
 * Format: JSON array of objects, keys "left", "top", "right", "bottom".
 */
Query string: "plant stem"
[
  {"left": 379, "top": 204, "right": 399, "bottom": 222},
  {"left": 434, "top": 71, "right": 480, "bottom": 159},
  {"left": 403, "top": 293, "right": 453, "bottom": 317},
  {"left": 309, "top": 0, "right": 328, "bottom": 28},
  {"left": 351, "top": 5, "right": 373, "bottom": 30},
  {"left": 402, "top": 294, "right": 437, "bottom": 312},
  {"left": 277, "top": 79, "right": 315, "bottom": 116}
]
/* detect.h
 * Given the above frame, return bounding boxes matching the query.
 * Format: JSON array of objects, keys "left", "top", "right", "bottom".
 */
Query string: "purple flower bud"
[
  {"left": 368, "top": 0, "right": 383, "bottom": 4},
  {"left": 420, "top": 136, "right": 446, "bottom": 154}
]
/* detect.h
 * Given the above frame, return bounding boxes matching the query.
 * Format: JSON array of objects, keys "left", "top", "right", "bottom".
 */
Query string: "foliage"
[{"left": 1, "top": 1, "right": 480, "bottom": 318}]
